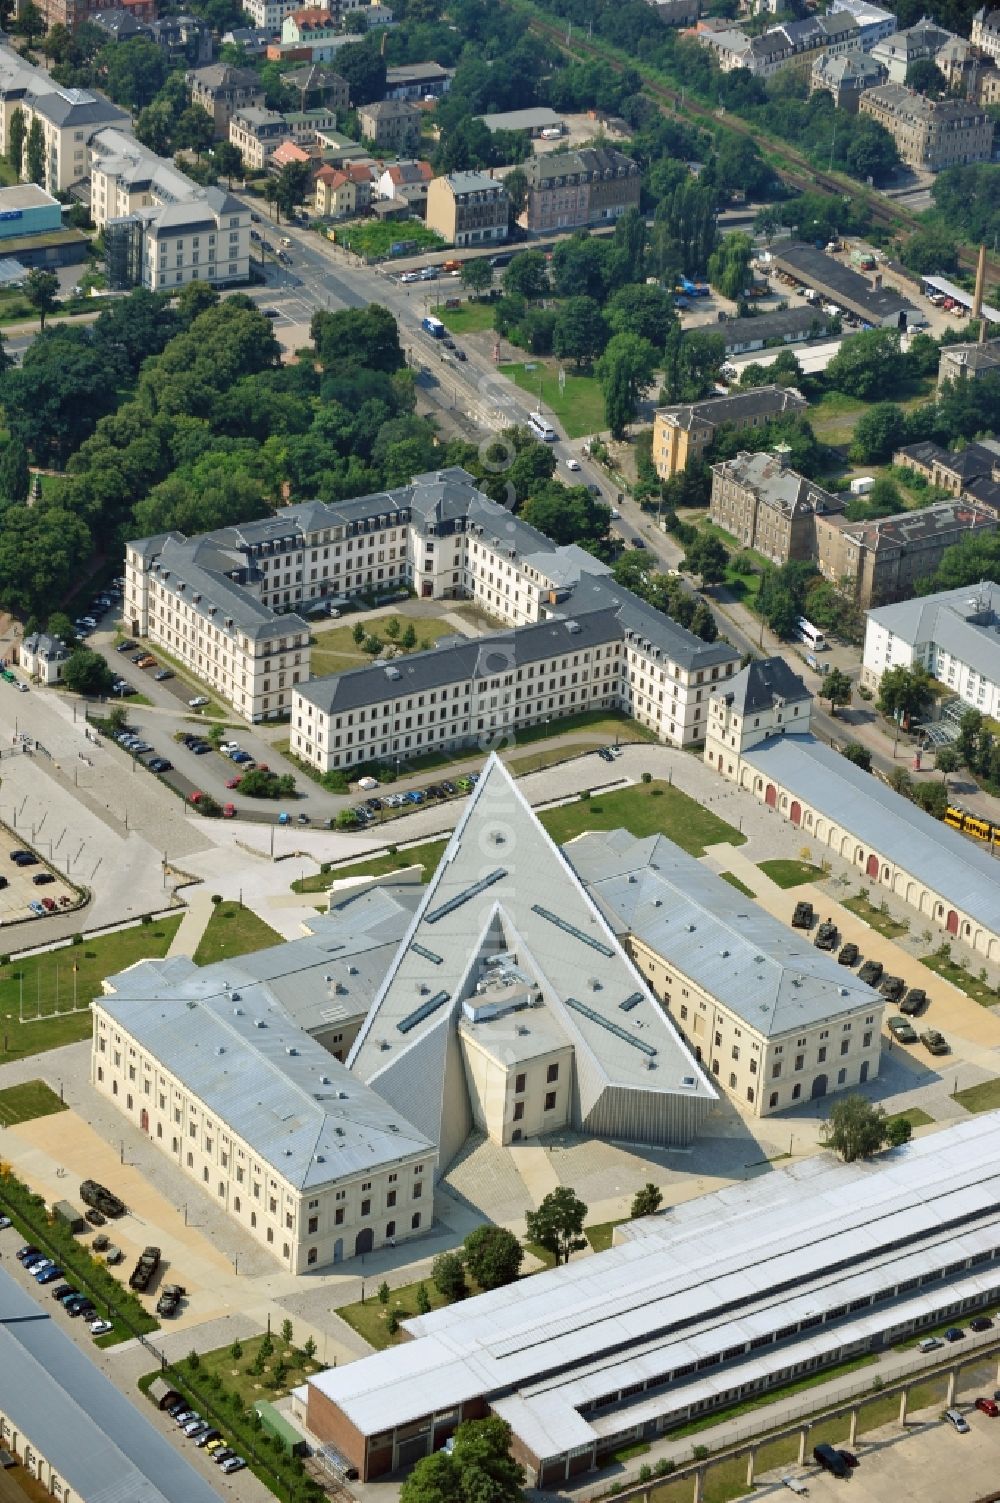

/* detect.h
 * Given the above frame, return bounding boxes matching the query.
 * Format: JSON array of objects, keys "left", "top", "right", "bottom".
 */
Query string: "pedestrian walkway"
[{"left": 166, "top": 886, "right": 217, "bottom": 958}]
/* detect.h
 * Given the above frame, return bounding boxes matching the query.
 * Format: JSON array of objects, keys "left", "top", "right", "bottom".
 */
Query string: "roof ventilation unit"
[
  {"left": 286, "top": 1046, "right": 298, "bottom": 1056},
  {"left": 254, "top": 1018, "right": 266, "bottom": 1028},
  {"left": 337, "top": 1090, "right": 348, "bottom": 1099},
  {"left": 348, "top": 965, "right": 358, "bottom": 976},
  {"left": 233, "top": 1006, "right": 243, "bottom": 1015}
]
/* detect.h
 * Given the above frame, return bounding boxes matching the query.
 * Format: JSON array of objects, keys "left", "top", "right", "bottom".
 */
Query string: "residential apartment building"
[
  {"left": 892, "top": 439, "right": 1000, "bottom": 515},
  {"left": 710, "top": 450, "right": 845, "bottom": 565},
  {"left": 871, "top": 17, "right": 957, "bottom": 80},
  {"left": 861, "top": 580, "right": 1000, "bottom": 717},
  {"left": 937, "top": 336, "right": 1000, "bottom": 388},
  {"left": 18, "top": 631, "right": 68, "bottom": 685},
  {"left": 35, "top": 0, "right": 154, "bottom": 31},
  {"left": 356, "top": 98, "right": 421, "bottom": 150},
  {"left": 425, "top": 170, "right": 508, "bottom": 248},
  {"left": 281, "top": 62, "right": 349, "bottom": 111},
  {"left": 383, "top": 61, "right": 454, "bottom": 98},
  {"left": 281, "top": 7, "right": 342, "bottom": 44},
  {"left": 520, "top": 146, "right": 641, "bottom": 234},
  {"left": 375, "top": 156, "right": 432, "bottom": 206},
  {"left": 859, "top": 83, "right": 993, "bottom": 170},
  {"left": 810, "top": 48, "right": 885, "bottom": 109},
  {"left": 828, "top": 0, "right": 897, "bottom": 50},
  {"left": 92, "top": 962, "right": 435, "bottom": 1273},
  {"left": 971, "top": 5, "right": 1000, "bottom": 60},
  {"left": 315, "top": 161, "right": 372, "bottom": 215},
  {"left": 228, "top": 106, "right": 289, "bottom": 170},
  {"left": 187, "top": 62, "right": 266, "bottom": 137},
  {"left": 242, "top": 0, "right": 297, "bottom": 27},
  {"left": 704, "top": 12, "right": 860, "bottom": 76},
  {"left": 653, "top": 385, "right": 807, "bottom": 480},
  {"left": 814, "top": 498, "right": 997, "bottom": 610}
]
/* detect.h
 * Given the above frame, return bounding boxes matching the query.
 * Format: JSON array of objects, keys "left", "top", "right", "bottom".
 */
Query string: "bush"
[
  {"left": 692, "top": 1445, "right": 709, "bottom": 1461},
  {"left": 638, "top": 1464, "right": 652, "bottom": 1482},
  {"left": 72, "top": 933, "right": 83, "bottom": 945},
  {"left": 641, "top": 771, "right": 652, "bottom": 783},
  {"left": 654, "top": 1458, "right": 676, "bottom": 1476}
]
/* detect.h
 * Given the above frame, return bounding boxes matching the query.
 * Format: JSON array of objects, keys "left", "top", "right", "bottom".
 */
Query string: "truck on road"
[{"left": 421, "top": 315, "right": 445, "bottom": 338}]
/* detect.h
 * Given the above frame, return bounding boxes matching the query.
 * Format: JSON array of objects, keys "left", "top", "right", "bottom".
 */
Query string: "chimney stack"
[{"left": 972, "top": 242, "right": 987, "bottom": 343}]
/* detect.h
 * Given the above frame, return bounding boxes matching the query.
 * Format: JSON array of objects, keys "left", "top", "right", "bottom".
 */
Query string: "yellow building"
[{"left": 653, "top": 386, "right": 807, "bottom": 479}]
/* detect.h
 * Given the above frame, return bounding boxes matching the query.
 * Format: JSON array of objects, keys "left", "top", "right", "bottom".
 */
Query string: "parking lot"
[{"left": 0, "top": 825, "right": 79, "bottom": 924}]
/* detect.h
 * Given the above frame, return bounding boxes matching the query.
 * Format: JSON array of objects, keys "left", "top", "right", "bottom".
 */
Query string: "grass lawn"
[
  {"left": 196, "top": 1331, "right": 324, "bottom": 1404},
  {"left": 719, "top": 870, "right": 755, "bottom": 898},
  {"left": 0, "top": 1079, "right": 67, "bottom": 1127},
  {"left": 338, "top": 1276, "right": 456, "bottom": 1350},
  {"left": 758, "top": 858, "right": 825, "bottom": 889},
  {"left": 893, "top": 1105, "right": 935, "bottom": 1128},
  {"left": 294, "top": 838, "right": 449, "bottom": 894},
  {"left": 842, "top": 892, "right": 910, "bottom": 939},
  {"left": 192, "top": 902, "right": 281, "bottom": 967},
  {"left": 921, "top": 950, "right": 999, "bottom": 1007},
  {"left": 499, "top": 360, "right": 606, "bottom": 440},
  {"left": 310, "top": 615, "right": 458, "bottom": 678},
  {"left": 953, "top": 1078, "right": 1000, "bottom": 1113},
  {"left": 664, "top": 1352, "right": 879, "bottom": 1443},
  {"left": 437, "top": 300, "right": 496, "bottom": 335},
  {"left": 0, "top": 918, "right": 182, "bottom": 1064},
  {"left": 585, "top": 1219, "right": 624, "bottom": 1253},
  {"left": 540, "top": 781, "right": 746, "bottom": 858},
  {"left": 333, "top": 220, "right": 446, "bottom": 259}
]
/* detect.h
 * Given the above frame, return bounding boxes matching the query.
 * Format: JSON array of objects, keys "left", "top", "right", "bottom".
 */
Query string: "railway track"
[{"left": 526, "top": 9, "right": 997, "bottom": 283}]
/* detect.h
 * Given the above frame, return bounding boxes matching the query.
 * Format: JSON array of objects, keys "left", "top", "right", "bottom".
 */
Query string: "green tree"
[
  {"left": 386, "top": 1309, "right": 400, "bottom": 1337},
  {"left": 605, "top": 283, "right": 675, "bottom": 347},
  {"left": 103, "top": 36, "right": 169, "bottom": 110},
  {"left": 310, "top": 305, "right": 403, "bottom": 373},
  {"left": 0, "top": 437, "right": 30, "bottom": 504},
  {"left": 24, "top": 269, "right": 59, "bottom": 331},
  {"left": 503, "top": 251, "right": 548, "bottom": 300},
  {"left": 8, "top": 107, "right": 26, "bottom": 178},
  {"left": 335, "top": 39, "right": 386, "bottom": 105},
  {"left": 281, "top": 1317, "right": 293, "bottom": 1344},
  {"left": 16, "top": 0, "right": 44, "bottom": 45},
  {"left": 275, "top": 160, "right": 311, "bottom": 220},
  {"left": 214, "top": 141, "right": 245, "bottom": 188},
  {"left": 822, "top": 667, "right": 852, "bottom": 715},
  {"left": 630, "top": 1182, "right": 663, "bottom": 1219},
  {"left": 61, "top": 647, "right": 115, "bottom": 695},
  {"left": 525, "top": 1186, "right": 588, "bottom": 1266},
  {"left": 821, "top": 1096, "right": 892, "bottom": 1162},
  {"left": 849, "top": 402, "right": 906, "bottom": 464},
  {"left": 552, "top": 296, "right": 608, "bottom": 369},
  {"left": 843, "top": 117, "right": 899, "bottom": 184},
  {"left": 352, "top": 621, "right": 365, "bottom": 644},
  {"left": 905, "top": 57, "right": 947, "bottom": 96},
  {"left": 431, "top": 1251, "right": 467, "bottom": 1302},
  {"left": 825, "top": 328, "right": 907, "bottom": 401},
  {"left": 504, "top": 166, "right": 527, "bottom": 223},
  {"left": 460, "top": 258, "right": 492, "bottom": 296},
  {"left": 876, "top": 663, "right": 933, "bottom": 723},
  {"left": 401, "top": 1419, "right": 524, "bottom": 1503},
  {"left": 886, "top": 1115, "right": 913, "bottom": 1148},
  {"left": 520, "top": 482, "right": 610, "bottom": 550},
  {"left": 682, "top": 533, "right": 727, "bottom": 586},
  {"left": 401, "top": 622, "right": 417, "bottom": 650},
  {"left": 596, "top": 333, "right": 657, "bottom": 440},
  {"left": 303, "top": 1336, "right": 317, "bottom": 1359},
  {"left": 707, "top": 230, "right": 754, "bottom": 300},
  {"left": 935, "top": 744, "right": 959, "bottom": 782},
  {"left": 385, "top": 616, "right": 401, "bottom": 640},
  {"left": 230, "top": 1338, "right": 243, "bottom": 1359},
  {"left": 462, "top": 1225, "right": 523, "bottom": 1291},
  {"left": 690, "top": 599, "right": 718, "bottom": 642},
  {"left": 840, "top": 741, "right": 872, "bottom": 771},
  {"left": 416, "top": 1282, "right": 431, "bottom": 1315},
  {"left": 174, "top": 105, "right": 215, "bottom": 155},
  {"left": 378, "top": 1280, "right": 390, "bottom": 1305},
  {"left": 25, "top": 117, "right": 45, "bottom": 187}
]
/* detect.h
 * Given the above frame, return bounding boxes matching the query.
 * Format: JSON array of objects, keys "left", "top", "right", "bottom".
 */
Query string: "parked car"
[
  {"left": 838, "top": 1450, "right": 859, "bottom": 1468},
  {"left": 153, "top": 669, "right": 174, "bottom": 681},
  {"left": 900, "top": 987, "right": 927, "bottom": 1015},
  {"left": 149, "top": 758, "right": 173, "bottom": 773},
  {"left": 971, "top": 1316, "right": 994, "bottom": 1332},
  {"left": 945, "top": 1409, "right": 970, "bottom": 1433},
  {"left": 223, "top": 803, "right": 236, "bottom": 818},
  {"left": 0, "top": 1215, "right": 9, "bottom": 1230},
  {"left": 32, "top": 872, "right": 55, "bottom": 885},
  {"left": 188, "top": 696, "right": 209, "bottom": 707},
  {"left": 220, "top": 1458, "right": 246, "bottom": 1475},
  {"left": 812, "top": 1443, "right": 849, "bottom": 1478},
  {"left": 945, "top": 1326, "right": 965, "bottom": 1341},
  {"left": 90, "top": 1319, "right": 113, "bottom": 1336},
  {"left": 213, "top": 1449, "right": 237, "bottom": 1466},
  {"left": 36, "top": 1265, "right": 63, "bottom": 1284},
  {"left": 975, "top": 1397, "right": 1000, "bottom": 1415},
  {"left": 196, "top": 1430, "right": 222, "bottom": 1449}
]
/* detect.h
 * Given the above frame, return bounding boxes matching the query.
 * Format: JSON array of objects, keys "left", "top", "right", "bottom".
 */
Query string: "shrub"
[
  {"left": 187, "top": 1349, "right": 200, "bottom": 1370},
  {"left": 654, "top": 1458, "right": 675, "bottom": 1476},
  {"left": 211, "top": 894, "right": 222, "bottom": 906},
  {"left": 692, "top": 1445, "right": 709, "bottom": 1461},
  {"left": 638, "top": 1464, "right": 652, "bottom": 1482},
  {"left": 141, "top": 912, "right": 152, "bottom": 924},
  {"left": 72, "top": 933, "right": 83, "bottom": 945},
  {"left": 641, "top": 771, "right": 652, "bottom": 783}
]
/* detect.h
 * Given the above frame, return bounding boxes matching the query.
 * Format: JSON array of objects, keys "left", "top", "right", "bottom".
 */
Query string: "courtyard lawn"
[
  {"left": 585, "top": 1219, "right": 624, "bottom": 1253},
  {"left": 333, "top": 220, "right": 446, "bottom": 260},
  {"left": 719, "top": 871, "right": 755, "bottom": 898},
  {"left": 195, "top": 1331, "right": 324, "bottom": 1405},
  {"left": 338, "top": 1277, "right": 454, "bottom": 1350},
  {"left": 0, "top": 1079, "right": 67, "bottom": 1127},
  {"left": 892, "top": 1105, "right": 934, "bottom": 1129},
  {"left": 437, "top": 300, "right": 497, "bottom": 336},
  {"left": 757, "top": 858, "right": 825, "bottom": 889},
  {"left": 539, "top": 781, "right": 746, "bottom": 858},
  {"left": 842, "top": 892, "right": 909, "bottom": 939},
  {"left": 921, "top": 950, "right": 999, "bottom": 1007},
  {"left": 309, "top": 615, "right": 459, "bottom": 678},
  {"left": 952, "top": 1078, "right": 1000, "bottom": 1114},
  {"left": 0, "top": 917, "right": 182, "bottom": 1064},
  {"left": 498, "top": 361, "right": 606, "bottom": 440},
  {"left": 293, "top": 839, "right": 449, "bottom": 894},
  {"left": 192, "top": 902, "right": 281, "bottom": 967}
]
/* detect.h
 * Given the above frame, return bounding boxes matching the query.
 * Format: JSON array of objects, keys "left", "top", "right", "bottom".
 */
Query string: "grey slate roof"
[
  {"left": 711, "top": 450, "right": 844, "bottom": 520},
  {"left": 0, "top": 1263, "right": 223, "bottom": 1503},
  {"left": 867, "top": 581, "right": 1000, "bottom": 683},
  {"left": 569, "top": 829, "right": 880, "bottom": 1036},
  {"left": 100, "top": 947, "right": 432, "bottom": 1188},
  {"left": 710, "top": 304, "right": 840, "bottom": 351},
  {"left": 742, "top": 732, "right": 1000, "bottom": 936},
  {"left": 657, "top": 384, "right": 807, "bottom": 433},
  {"left": 524, "top": 145, "right": 638, "bottom": 186},
  {"left": 715, "top": 656, "right": 809, "bottom": 716},
  {"left": 28, "top": 83, "right": 127, "bottom": 129}
]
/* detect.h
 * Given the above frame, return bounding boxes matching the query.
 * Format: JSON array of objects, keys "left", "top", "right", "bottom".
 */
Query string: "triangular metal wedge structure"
[{"left": 348, "top": 755, "right": 715, "bottom": 1169}]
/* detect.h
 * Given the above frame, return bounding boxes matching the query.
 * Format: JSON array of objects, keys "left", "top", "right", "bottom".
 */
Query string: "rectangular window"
[{"left": 544, "top": 1091, "right": 556, "bottom": 1111}]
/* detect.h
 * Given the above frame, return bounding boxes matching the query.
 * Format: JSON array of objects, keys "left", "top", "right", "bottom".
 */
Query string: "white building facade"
[{"left": 861, "top": 581, "right": 1000, "bottom": 718}]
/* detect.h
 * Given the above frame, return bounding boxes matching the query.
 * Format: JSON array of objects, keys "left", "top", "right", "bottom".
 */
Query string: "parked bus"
[
  {"left": 421, "top": 315, "right": 445, "bottom": 339},
  {"left": 796, "top": 617, "right": 826, "bottom": 651},
  {"left": 528, "top": 411, "right": 556, "bottom": 442}
]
